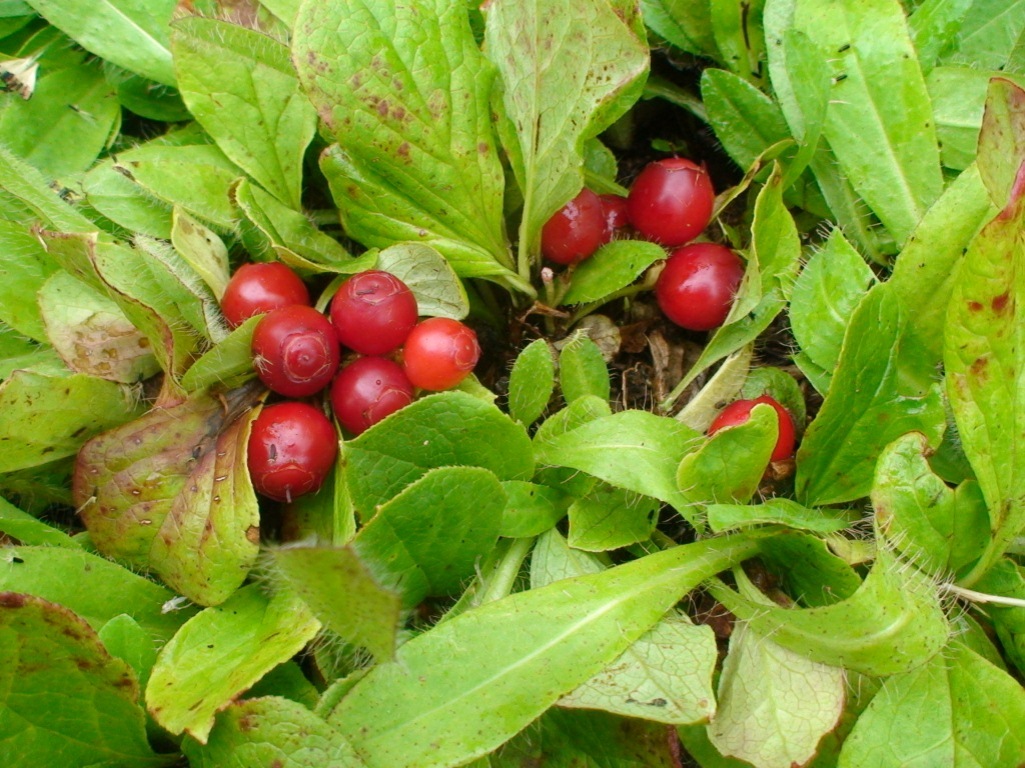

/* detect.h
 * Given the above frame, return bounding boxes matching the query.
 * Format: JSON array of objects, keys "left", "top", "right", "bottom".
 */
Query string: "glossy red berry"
[
  {"left": 541, "top": 188, "right": 607, "bottom": 265},
  {"left": 247, "top": 402, "right": 338, "bottom": 502},
  {"left": 708, "top": 395, "right": 797, "bottom": 461},
  {"left": 627, "top": 158, "right": 715, "bottom": 247},
  {"left": 221, "top": 262, "right": 310, "bottom": 329},
  {"left": 402, "top": 317, "right": 480, "bottom": 391},
  {"left": 252, "top": 305, "right": 340, "bottom": 397},
  {"left": 655, "top": 242, "right": 744, "bottom": 331},
  {"left": 599, "top": 193, "right": 629, "bottom": 242},
  {"left": 331, "top": 356, "right": 415, "bottom": 435},
  {"left": 330, "top": 270, "right": 418, "bottom": 356}
]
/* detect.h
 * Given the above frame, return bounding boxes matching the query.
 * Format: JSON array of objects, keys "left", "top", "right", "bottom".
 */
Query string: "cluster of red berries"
[
  {"left": 221, "top": 263, "right": 480, "bottom": 502},
  {"left": 541, "top": 158, "right": 744, "bottom": 333}
]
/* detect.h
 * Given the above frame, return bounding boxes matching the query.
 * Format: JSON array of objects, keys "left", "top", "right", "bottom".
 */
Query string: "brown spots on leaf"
[
  {"left": 970, "top": 357, "right": 989, "bottom": 378},
  {"left": 992, "top": 291, "right": 1012, "bottom": 314},
  {"left": 396, "top": 142, "right": 411, "bottom": 161},
  {"left": 967, "top": 300, "right": 985, "bottom": 312},
  {"left": 239, "top": 714, "right": 256, "bottom": 732},
  {"left": 0, "top": 593, "right": 27, "bottom": 608}
]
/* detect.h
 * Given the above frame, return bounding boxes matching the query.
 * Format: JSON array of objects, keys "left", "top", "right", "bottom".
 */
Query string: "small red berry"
[
  {"left": 221, "top": 262, "right": 310, "bottom": 328},
  {"left": 541, "top": 188, "right": 607, "bottom": 265},
  {"left": 331, "top": 356, "right": 415, "bottom": 435},
  {"left": 252, "top": 305, "right": 340, "bottom": 397},
  {"left": 247, "top": 402, "right": 338, "bottom": 502},
  {"left": 402, "top": 317, "right": 481, "bottom": 391},
  {"left": 627, "top": 158, "right": 715, "bottom": 247},
  {"left": 655, "top": 242, "right": 745, "bottom": 331},
  {"left": 599, "top": 193, "right": 629, "bottom": 242},
  {"left": 708, "top": 395, "right": 797, "bottom": 461},
  {"left": 330, "top": 270, "right": 418, "bottom": 356}
]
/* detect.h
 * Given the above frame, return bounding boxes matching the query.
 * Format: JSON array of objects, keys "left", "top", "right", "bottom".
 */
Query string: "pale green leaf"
[{"left": 507, "top": 338, "right": 555, "bottom": 426}]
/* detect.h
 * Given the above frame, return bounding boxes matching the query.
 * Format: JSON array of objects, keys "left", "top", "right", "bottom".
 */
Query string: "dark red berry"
[
  {"left": 655, "top": 242, "right": 744, "bottom": 331},
  {"left": 627, "top": 158, "right": 715, "bottom": 247},
  {"left": 329, "top": 270, "right": 418, "bottom": 356},
  {"left": 541, "top": 188, "right": 607, "bottom": 265},
  {"left": 221, "top": 262, "right": 310, "bottom": 329},
  {"left": 331, "top": 356, "right": 415, "bottom": 435},
  {"left": 252, "top": 305, "right": 340, "bottom": 397},
  {"left": 402, "top": 317, "right": 480, "bottom": 391},
  {"left": 247, "top": 402, "right": 338, "bottom": 502},
  {"left": 599, "top": 193, "right": 629, "bottom": 242}
]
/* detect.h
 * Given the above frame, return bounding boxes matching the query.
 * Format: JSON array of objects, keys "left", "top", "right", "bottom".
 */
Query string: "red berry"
[
  {"left": 330, "top": 270, "right": 418, "bottom": 356},
  {"left": 599, "top": 193, "right": 629, "bottom": 242},
  {"left": 247, "top": 402, "right": 338, "bottom": 502},
  {"left": 402, "top": 317, "right": 480, "bottom": 391},
  {"left": 221, "top": 262, "right": 310, "bottom": 329},
  {"left": 708, "top": 395, "right": 797, "bottom": 461},
  {"left": 252, "top": 305, "right": 340, "bottom": 397},
  {"left": 655, "top": 242, "right": 744, "bottom": 331},
  {"left": 331, "top": 356, "right": 415, "bottom": 435},
  {"left": 541, "top": 188, "right": 607, "bottom": 265},
  {"left": 627, "top": 158, "right": 715, "bottom": 246}
]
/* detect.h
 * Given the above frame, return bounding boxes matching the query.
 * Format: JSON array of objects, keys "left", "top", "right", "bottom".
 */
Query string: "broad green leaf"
[
  {"left": 926, "top": 66, "right": 1008, "bottom": 171},
  {"left": 260, "top": 0, "right": 300, "bottom": 27},
  {"left": 758, "top": 531, "right": 863, "bottom": 608},
  {"left": 677, "top": 403, "right": 778, "bottom": 513},
  {"left": 0, "top": 143, "right": 98, "bottom": 233},
  {"left": 499, "top": 480, "right": 564, "bottom": 538},
  {"left": 180, "top": 315, "right": 258, "bottom": 394},
  {"left": 558, "top": 332, "right": 610, "bottom": 404},
  {"left": 38, "top": 270, "right": 160, "bottom": 383},
  {"left": 711, "top": 547, "right": 949, "bottom": 676},
  {"left": 872, "top": 432, "right": 989, "bottom": 576},
  {"left": 98, "top": 614, "right": 159, "bottom": 691},
  {"left": 0, "top": 329, "right": 63, "bottom": 380},
  {"left": 485, "top": 0, "right": 648, "bottom": 270},
  {"left": 708, "top": 624, "right": 845, "bottom": 768},
  {"left": 533, "top": 409, "right": 701, "bottom": 513},
  {"left": 973, "top": 559, "right": 1025, "bottom": 676},
  {"left": 171, "top": 208, "right": 230, "bottom": 300},
  {"left": 81, "top": 157, "right": 174, "bottom": 239},
  {"left": 74, "top": 385, "right": 263, "bottom": 605},
  {"left": 108, "top": 69, "right": 190, "bottom": 122},
  {"left": 0, "top": 60, "right": 118, "bottom": 178},
  {"left": 507, "top": 338, "right": 555, "bottom": 426},
  {"left": 24, "top": 0, "right": 177, "bottom": 85},
  {"left": 939, "top": 0, "right": 1025, "bottom": 71},
  {"left": 0, "top": 218, "right": 58, "bottom": 341},
  {"left": 233, "top": 178, "right": 361, "bottom": 271},
  {"left": 676, "top": 345, "right": 753, "bottom": 433},
  {"left": 326, "top": 534, "right": 765, "bottom": 768},
  {"left": 351, "top": 467, "right": 504, "bottom": 603},
  {"left": 146, "top": 585, "right": 320, "bottom": 742},
  {"left": 172, "top": 17, "right": 315, "bottom": 209},
  {"left": 567, "top": 483, "right": 659, "bottom": 552},
  {"left": 890, "top": 162, "right": 996, "bottom": 362},
  {"left": 481, "top": 707, "right": 679, "bottom": 767},
  {"left": 561, "top": 240, "right": 665, "bottom": 306},
  {"left": 0, "top": 370, "right": 141, "bottom": 473},
  {"left": 343, "top": 391, "right": 534, "bottom": 515},
  {"left": 838, "top": 640, "right": 1025, "bottom": 767},
  {"left": 184, "top": 696, "right": 365, "bottom": 768},
  {"left": 791, "top": 0, "right": 945, "bottom": 246},
  {"left": 701, "top": 67, "right": 790, "bottom": 173},
  {"left": 0, "top": 592, "right": 172, "bottom": 767},
  {"left": 789, "top": 228, "right": 875, "bottom": 378},
  {"left": 376, "top": 243, "right": 470, "bottom": 320},
  {"left": 295, "top": 0, "right": 518, "bottom": 284},
  {"left": 796, "top": 284, "right": 946, "bottom": 506},
  {"left": 710, "top": 0, "right": 766, "bottom": 85},
  {"left": 0, "top": 496, "right": 78, "bottom": 547},
  {"left": 273, "top": 544, "right": 402, "bottom": 664},
  {"left": 707, "top": 498, "right": 857, "bottom": 535},
  {"left": 908, "top": 0, "right": 974, "bottom": 75},
  {"left": 640, "top": 0, "right": 717, "bottom": 59},
  {"left": 977, "top": 77, "right": 1025, "bottom": 208},
  {"left": 529, "top": 528, "right": 604, "bottom": 589},
  {"left": 944, "top": 160, "right": 1025, "bottom": 582},
  {"left": 0, "top": 544, "right": 192, "bottom": 641}
]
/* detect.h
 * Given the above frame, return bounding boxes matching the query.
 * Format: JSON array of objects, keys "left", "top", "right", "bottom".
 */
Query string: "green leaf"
[
  {"left": 791, "top": 0, "right": 945, "bottom": 246},
  {"left": 325, "top": 534, "right": 764, "bottom": 768},
  {"left": 561, "top": 240, "right": 665, "bottom": 306},
  {"left": 890, "top": 162, "right": 997, "bottom": 362},
  {"left": 295, "top": 0, "right": 517, "bottom": 284},
  {"left": 343, "top": 391, "right": 534, "bottom": 515},
  {"left": 939, "top": 0, "right": 1025, "bottom": 71},
  {"left": 376, "top": 243, "right": 470, "bottom": 320},
  {"left": 108, "top": 69, "right": 191, "bottom": 122},
  {"left": 533, "top": 409, "right": 701, "bottom": 513},
  {"left": 74, "top": 386, "right": 263, "bottom": 605},
  {"left": 0, "top": 545, "right": 194, "bottom": 641},
  {"left": 789, "top": 228, "right": 876, "bottom": 379},
  {"left": 926, "top": 66, "right": 1006, "bottom": 171},
  {"left": 146, "top": 585, "right": 320, "bottom": 742},
  {"left": 837, "top": 640, "right": 1025, "bottom": 767},
  {"left": 707, "top": 498, "right": 857, "bottom": 535},
  {"left": 485, "top": 0, "right": 648, "bottom": 270},
  {"left": 0, "top": 592, "right": 172, "bottom": 766},
  {"left": 701, "top": 67, "right": 790, "bottom": 173},
  {"left": 977, "top": 77, "right": 1025, "bottom": 208},
  {"left": 710, "top": 0, "right": 766, "bottom": 86},
  {"left": 81, "top": 157, "right": 174, "bottom": 239},
  {"left": 640, "top": 0, "right": 717, "bottom": 59},
  {"left": 757, "top": 531, "right": 863, "bottom": 608},
  {"left": 558, "top": 332, "right": 610, "bottom": 404},
  {"left": 0, "top": 370, "right": 141, "bottom": 473},
  {"left": 567, "top": 483, "right": 659, "bottom": 552},
  {"left": 180, "top": 315, "right": 258, "bottom": 394},
  {"left": 0, "top": 143, "right": 98, "bottom": 233},
  {"left": 24, "top": 0, "right": 177, "bottom": 85},
  {"left": 944, "top": 161, "right": 1025, "bottom": 582},
  {"left": 273, "top": 544, "right": 402, "bottom": 664},
  {"left": 507, "top": 338, "right": 555, "bottom": 426},
  {"left": 711, "top": 547, "right": 950, "bottom": 676},
  {"left": 708, "top": 623, "right": 845, "bottom": 768},
  {"left": 908, "top": 0, "right": 974, "bottom": 75},
  {"left": 796, "top": 284, "right": 946, "bottom": 506},
  {"left": 0, "top": 218, "right": 59, "bottom": 341},
  {"left": 38, "top": 270, "right": 160, "bottom": 383},
  {"left": 98, "top": 614, "right": 159, "bottom": 693},
  {"left": 171, "top": 208, "right": 231, "bottom": 300},
  {"left": 677, "top": 403, "right": 778, "bottom": 513},
  {"left": 0, "top": 496, "right": 78, "bottom": 547},
  {"left": 973, "top": 559, "right": 1025, "bottom": 676},
  {"left": 499, "top": 480, "right": 565, "bottom": 538},
  {"left": 172, "top": 17, "right": 315, "bottom": 210},
  {"left": 184, "top": 696, "right": 365, "bottom": 768},
  {"left": 351, "top": 466, "right": 504, "bottom": 603},
  {"left": 0, "top": 59, "right": 119, "bottom": 178},
  {"left": 872, "top": 432, "right": 989, "bottom": 576}
]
